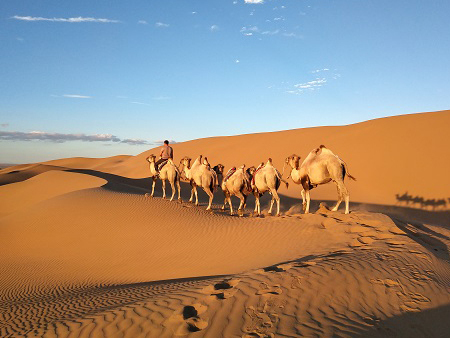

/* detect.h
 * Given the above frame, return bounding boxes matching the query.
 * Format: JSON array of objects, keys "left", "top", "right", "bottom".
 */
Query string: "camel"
[
  {"left": 221, "top": 165, "right": 252, "bottom": 216},
  {"left": 179, "top": 155, "right": 217, "bottom": 210},
  {"left": 285, "top": 145, "right": 356, "bottom": 214},
  {"left": 248, "top": 158, "right": 288, "bottom": 217},
  {"left": 145, "top": 155, "right": 181, "bottom": 202}
]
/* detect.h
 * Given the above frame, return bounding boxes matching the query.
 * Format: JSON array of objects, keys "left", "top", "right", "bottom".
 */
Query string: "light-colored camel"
[
  {"left": 248, "top": 158, "right": 288, "bottom": 217},
  {"left": 284, "top": 145, "right": 356, "bottom": 214},
  {"left": 145, "top": 155, "right": 182, "bottom": 202},
  {"left": 221, "top": 165, "right": 252, "bottom": 216},
  {"left": 179, "top": 155, "right": 217, "bottom": 210}
]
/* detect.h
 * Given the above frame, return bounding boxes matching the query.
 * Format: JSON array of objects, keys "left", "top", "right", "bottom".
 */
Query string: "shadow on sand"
[{"left": 354, "top": 303, "right": 450, "bottom": 338}]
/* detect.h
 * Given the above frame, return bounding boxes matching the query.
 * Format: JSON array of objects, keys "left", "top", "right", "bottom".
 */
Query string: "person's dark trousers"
[{"left": 155, "top": 158, "right": 168, "bottom": 171}]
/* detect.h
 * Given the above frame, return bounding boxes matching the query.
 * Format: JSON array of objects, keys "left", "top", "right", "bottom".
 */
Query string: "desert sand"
[{"left": 1, "top": 110, "right": 449, "bottom": 337}]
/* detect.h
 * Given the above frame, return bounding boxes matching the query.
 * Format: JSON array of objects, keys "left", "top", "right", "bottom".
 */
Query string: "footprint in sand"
[
  {"left": 172, "top": 304, "right": 209, "bottom": 336},
  {"left": 262, "top": 263, "right": 293, "bottom": 273},
  {"left": 202, "top": 278, "right": 240, "bottom": 300},
  {"left": 256, "top": 282, "right": 283, "bottom": 295},
  {"left": 244, "top": 305, "right": 278, "bottom": 338}
]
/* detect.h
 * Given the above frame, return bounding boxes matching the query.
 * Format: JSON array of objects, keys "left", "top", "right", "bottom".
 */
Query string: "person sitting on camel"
[{"left": 155, "top": 140, "right": 173, "bottom": 173}]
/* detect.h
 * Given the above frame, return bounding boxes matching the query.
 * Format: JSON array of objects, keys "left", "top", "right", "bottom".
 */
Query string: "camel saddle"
[
  {"left": 157, "top": 159, "right": 169, "bottom": 171},
  {"left": 251, "top": 162, "right": 265, "bottom": 185},
  {"left": 223, "top": 167, "right": 236, "bottom": 183}
]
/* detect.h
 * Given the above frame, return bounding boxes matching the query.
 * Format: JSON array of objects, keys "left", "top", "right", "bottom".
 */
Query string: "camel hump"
[{"left": 266, "top": 158, "right": 273, "bottom": 166}]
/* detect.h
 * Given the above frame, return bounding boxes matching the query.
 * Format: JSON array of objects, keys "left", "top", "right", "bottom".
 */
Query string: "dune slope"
[{"left": 1, "top": 110, "right": 449, "bottom": 337}]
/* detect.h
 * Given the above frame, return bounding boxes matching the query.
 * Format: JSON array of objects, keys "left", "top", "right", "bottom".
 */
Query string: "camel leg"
[
  {"left": 301, "top": 189, "right": 306, "bottom": 212},
  {"left": 151, "top": 177, "right": 156, "bottom": 197},
  {"left": 189, "top": 182, "right": 195, "bottom": 203},
  {"left": 194, "top": 185, "right": 199, "bottom": 206},
  {"left": 332, "top": 182, "right": 343, "bottom": 212},
  {"left": 162, "top": 180, "right": 166, "bottom": 199},
  {"left": 273, "top": 190, "right": 281, "bottom": 216},
  {"left": 268, "top": 196, "right": 275, "bottom": 215},
  {"left": 268, "top": 189, "right": 280, "bottom": 216},
  {"left": 228, "top": 195, "right": 234, "bottom": 215},
  {"left": 305, "top": 190, "right": 311, "bottom": 214},
  {"left": 335, "top": 181, "right": 349, "bottom": 214},
  {"left": 176, "top": 180, "right": 182, "bottom": 203},
  {"left": 169, "top": 180, "right": 175, "bottom": 201},
  {"left": 254, "top": 193, "right": 260, "bottom": 216},
  {"left": 222, "top": 191, "right": 228, "bottom": 211},
  {"left": 236, "top": 191, "right": 246, "bottom": 216},
  {"left": 205, "top": 187, "right": 213, "bottom": 211}
]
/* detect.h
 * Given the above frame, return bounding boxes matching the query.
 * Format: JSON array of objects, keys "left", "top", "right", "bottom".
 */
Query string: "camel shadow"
[{"left": 395, "top": 192, "right": 449, "bottom": 210}]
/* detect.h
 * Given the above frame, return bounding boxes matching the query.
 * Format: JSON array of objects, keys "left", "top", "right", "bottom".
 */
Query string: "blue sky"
[{"left": 1, "top": 0, "right": 449, "bottom": 163}]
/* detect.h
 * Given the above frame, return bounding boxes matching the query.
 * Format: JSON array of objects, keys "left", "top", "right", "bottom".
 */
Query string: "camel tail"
[
  {"left": 342, "top": 161, "right": 356, "bottom": 181},
  {"left": 275, "top": 168, "right": 289, "bottom": 188}
]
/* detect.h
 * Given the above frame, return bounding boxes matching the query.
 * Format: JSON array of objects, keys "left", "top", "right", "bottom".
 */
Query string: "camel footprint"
[{"left": 202, "top": 278, "right": 240, "bottom": 300}]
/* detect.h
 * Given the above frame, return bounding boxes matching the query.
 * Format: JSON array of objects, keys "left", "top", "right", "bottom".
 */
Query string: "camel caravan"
[{"left": 145, "top": 145, "right": 356, "bottom": 216}]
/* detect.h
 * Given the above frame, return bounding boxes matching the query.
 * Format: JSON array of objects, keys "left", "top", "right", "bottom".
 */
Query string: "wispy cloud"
[
  {"left": 152, "top": 96, "right": 171, "bottom": 101},
  {"left": 12, "top": 15, "right": 120, "bottom": 23},
  {"left": 287, "top": 78, "right": 327, "bottom": 95},
  {"left": 155, "top": 22, "right": 169, "bottom": 28},
  {"left": 1, "top": 123, "right": 9, "bottom": 128},
  {"left": 0, "top": 131, "right": 121, "bottom": 143},
  {"left": 62, "top": 94, "right": 92, "bottom": 99},
  {"left": 245, "top": 0, "right": 264, "bottom": 4},
  {"left": 0, "top": 130, "right": 155, "bottom": 145},
  {"left": 121, "top": 138, "right": 149, "bottom": 145},
  {"left": 311, "top": 68, "right": 330, "bottom": 73},
  {"left": 210, "top": 25, "right": 219, "bottom": 32},
  {"left": 131, "top": 101, "right": 151, "bottom": 106},
  {"left": 138, "top": 20, "right": 148, "bottom": 25}
]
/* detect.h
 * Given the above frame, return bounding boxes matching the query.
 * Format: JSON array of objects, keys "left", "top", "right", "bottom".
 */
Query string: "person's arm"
[{"left": 159, "top": 147, "right": 164, "bottom": 158}]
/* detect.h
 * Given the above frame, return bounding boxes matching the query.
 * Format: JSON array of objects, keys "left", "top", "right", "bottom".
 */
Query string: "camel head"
[
  {"left": 213, "top": 164, "right": 225, "bottom": 175},
  {"left": 146, "top": 154, "right": 156, "bottom": 163},
  {"left": 285, "top": 154, "right": 300, "bottom": 170},
  {"left": 247, "top": 166, "right": 256, "bottom": 177},
  {"left": 179, "top": 156, "right": 191, "bottom": 169}
]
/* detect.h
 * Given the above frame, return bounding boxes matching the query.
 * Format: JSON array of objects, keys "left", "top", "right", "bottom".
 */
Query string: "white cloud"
[
  {"left": 155, "top": 22, "right": 169, "bottom": 28},
  {"left": 210, "top": 25, "right": 219, "bottom": 32},
  {"left": 235, "top": 59, "right": 240, "bottom": 63},
  {"left": 240, "top": 26, "right": 259, "bottom": 36},
  {"left": 62, "top": 94, "right": 92, "bottom": 99},
  {"left": 12, "top": 15, "right": 119, "bottom": 23},
  {"left": 311, "top": 68, "right": 330, "bottom": 73},
  {"left": 245, "top": 0, "right": 264, "bottom": 4},
  {"left": 138, "top": 20, "right": 148, "bottom": 25}
]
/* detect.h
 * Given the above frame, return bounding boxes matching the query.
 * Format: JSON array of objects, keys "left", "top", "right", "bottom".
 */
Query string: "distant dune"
[{"left": 1, "top": 110, "right": 449, "bottom": 337}]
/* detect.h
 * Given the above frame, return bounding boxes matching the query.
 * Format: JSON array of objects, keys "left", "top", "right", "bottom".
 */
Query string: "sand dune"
[{"left": 1, "top": 111, "right": 449, "bottom": 337}]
